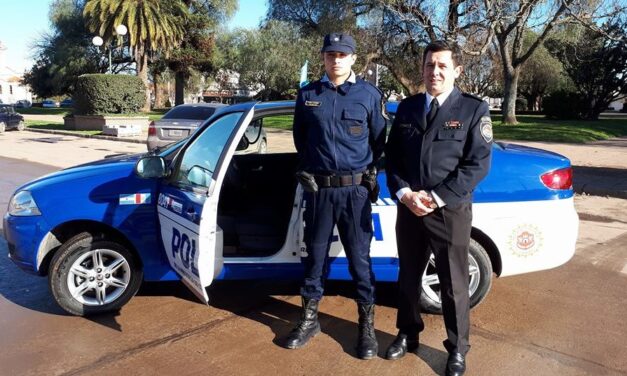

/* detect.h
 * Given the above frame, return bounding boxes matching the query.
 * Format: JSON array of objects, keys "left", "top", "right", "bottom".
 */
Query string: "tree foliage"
[
  {"left": 167, "top": 0, "right": 237, "bottom": 105},
  {"left": 83, "top": 0, "right": 190, "bottom": 109},
  {"left": 218, "top": 21, "right": 320, "bottom": 101},
  {"left": 545, "top": 22, "right": 627, "bottom": 119},
  {"left": 23, "top": 0, "right": 103, "bottom": 98},
  {"left": 74, "top": 74, "right": 145, "bottom": 114}
]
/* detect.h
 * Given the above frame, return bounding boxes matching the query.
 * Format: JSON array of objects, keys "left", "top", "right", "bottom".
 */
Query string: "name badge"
[
  {"left": 443, "top": 120, "right": 463, "bottom": 130},
  {"left": 305, "top": 101, "right": 321, "bottom": 107}
]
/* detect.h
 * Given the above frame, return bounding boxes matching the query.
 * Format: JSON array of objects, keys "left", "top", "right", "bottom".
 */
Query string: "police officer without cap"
[
  {"left": 385, "top": 40, "right": 492, "bottom": 376},
  {"left": 285, "top": 32, "right": 386, "bottom": 359}
]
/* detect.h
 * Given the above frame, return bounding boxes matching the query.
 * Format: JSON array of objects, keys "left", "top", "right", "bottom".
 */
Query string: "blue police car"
[{"left": 3, "top": 101, "right": 579, "bottom": 316}]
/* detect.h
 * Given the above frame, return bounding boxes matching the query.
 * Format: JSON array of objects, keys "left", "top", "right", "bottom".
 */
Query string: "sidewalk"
[{"left": 1, "top": 128, "right": 626, "bottom": 199}]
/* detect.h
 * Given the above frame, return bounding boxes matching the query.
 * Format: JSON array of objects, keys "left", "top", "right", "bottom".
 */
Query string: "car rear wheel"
[
  {"left": 420, "top": 238, "right": 493, "bottom": 314},
  {"left": 48, "top": 232, "right": 143, "bottom": 316},
  {"left": 0, "top": 121, "right": 5, "bottom": 133},
  {"left": 16, "top": 121, "right": 25, "bottom": 131}
]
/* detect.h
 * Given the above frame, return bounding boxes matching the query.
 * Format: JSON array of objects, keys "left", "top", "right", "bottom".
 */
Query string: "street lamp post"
[{"left": 92, "top": 24, "right": 128, "bottom": 74}]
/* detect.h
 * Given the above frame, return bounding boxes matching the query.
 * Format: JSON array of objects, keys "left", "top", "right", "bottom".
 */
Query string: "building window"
[{"left": 9, "top": 85, "right": 13, "bottom": 94}]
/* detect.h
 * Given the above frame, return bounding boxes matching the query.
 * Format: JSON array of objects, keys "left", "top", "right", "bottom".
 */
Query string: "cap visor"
[{"left": 321, "top": 45, "right": 354, "bottom": 54}]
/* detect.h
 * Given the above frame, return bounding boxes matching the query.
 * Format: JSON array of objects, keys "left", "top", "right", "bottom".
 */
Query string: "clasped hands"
[{"left": 401, "top": 190, "right": 438, "bottom": 216}]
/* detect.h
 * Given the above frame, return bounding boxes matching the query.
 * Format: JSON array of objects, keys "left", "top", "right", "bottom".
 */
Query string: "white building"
[{"left": 0, "top": 41, "right": 33, "bottom": 105}]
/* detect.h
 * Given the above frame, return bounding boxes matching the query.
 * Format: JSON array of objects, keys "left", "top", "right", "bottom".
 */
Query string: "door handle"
[{"left": 186, "top": 207, "right": 197, "bottom": 221}]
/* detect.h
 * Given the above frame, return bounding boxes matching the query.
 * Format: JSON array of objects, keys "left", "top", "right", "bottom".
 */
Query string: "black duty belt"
[{"left": 314, "top": 173, "right": 363, "bottom": 188}]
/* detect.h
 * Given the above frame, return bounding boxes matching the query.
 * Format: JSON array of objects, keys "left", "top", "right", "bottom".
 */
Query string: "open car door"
[{"left": 157, "top": 104, "right": 256, "bottom": 303}]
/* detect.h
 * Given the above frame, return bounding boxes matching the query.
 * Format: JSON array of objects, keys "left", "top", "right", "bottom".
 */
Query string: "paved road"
[{"left": 1, "top": 155, "right": 626, "bottom": 375}]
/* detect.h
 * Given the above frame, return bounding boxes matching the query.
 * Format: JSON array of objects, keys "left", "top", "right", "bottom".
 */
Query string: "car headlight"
[{"left": 8, "top": 191, "right": 41, "bottom": 216}]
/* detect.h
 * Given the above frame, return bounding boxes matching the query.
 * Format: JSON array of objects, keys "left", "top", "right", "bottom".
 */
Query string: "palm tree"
[{"left": 84, "top": 0, "right": 188, "bottom": 109}]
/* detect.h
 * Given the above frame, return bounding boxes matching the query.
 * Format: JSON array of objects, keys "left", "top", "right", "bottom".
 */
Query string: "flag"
[{"left": 299, "top": 60, "right": 309, "bottom": 88}]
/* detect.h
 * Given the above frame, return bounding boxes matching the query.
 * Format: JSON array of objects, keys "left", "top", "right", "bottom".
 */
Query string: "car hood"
[{"left": 17, "top": 153, "right": 146, "bottom": 193}]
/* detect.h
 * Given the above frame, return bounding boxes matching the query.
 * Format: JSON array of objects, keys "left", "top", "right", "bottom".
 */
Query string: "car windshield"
[{"left": 162, "top": 106, "right": 219, "bottom": 121}]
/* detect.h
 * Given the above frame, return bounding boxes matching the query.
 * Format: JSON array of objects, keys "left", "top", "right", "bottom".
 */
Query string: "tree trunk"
[
  {"left": 175, "top": 71, "right": 186, "bottom": 105},
  {"left": 136, "top": 50, "right": 151, "bottom": 111},
  {"left": 501, "top": 66, "right": 520, "bottom": 124},
  {"left": 153, "top": 72, "right": 164, "bottom": 109}
]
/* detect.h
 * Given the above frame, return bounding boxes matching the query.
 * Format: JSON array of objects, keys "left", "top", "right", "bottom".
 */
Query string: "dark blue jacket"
[
  {"left": 385, "top": 87, "right": 492, "bottom": 207},
  {"left": 293, "top": 78, "right": 386, "bottom": 174}
]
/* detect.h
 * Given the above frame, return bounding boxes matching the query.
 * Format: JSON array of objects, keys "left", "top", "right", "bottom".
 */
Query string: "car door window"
[{"left": 173, "top": 112, "right": 243, "bottom": 189}]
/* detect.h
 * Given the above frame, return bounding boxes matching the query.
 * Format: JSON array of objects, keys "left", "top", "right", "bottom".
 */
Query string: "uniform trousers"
[
  {"left": 301, "top": 185, "right": 376, "bottom": 304},
  {"left": 395, "top": 202, "right": 472, "bottom": 355}
]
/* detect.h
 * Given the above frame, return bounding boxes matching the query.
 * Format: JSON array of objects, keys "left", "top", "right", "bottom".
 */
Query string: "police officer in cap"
[
  {"left": 384, "top": 40, "right": 492, "bottom": 376},
  {"left": 284, "top": 32, "right": 386, "bottom": 359}
]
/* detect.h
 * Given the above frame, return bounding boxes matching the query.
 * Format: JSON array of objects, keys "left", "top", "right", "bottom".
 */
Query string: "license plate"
[{"left": 169, "top": 129, "right": 183, "bottom": 137}]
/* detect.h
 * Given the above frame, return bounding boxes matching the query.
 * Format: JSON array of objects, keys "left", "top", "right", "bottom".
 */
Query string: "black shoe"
[
  {"left": 356, "top": 303, "right": 378, "bottom": 360},
  {"left": 284, "top": 298, "right": 321, "bottom": 349},
  {"left": 385, "top": 333, "right": 419, "bottom": 360},
  {"left": 445, "top": 352, "right": 466, "bottom": 376}
]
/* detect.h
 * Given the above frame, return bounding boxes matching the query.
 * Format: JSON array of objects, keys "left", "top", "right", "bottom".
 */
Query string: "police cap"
[{"left": 320, "top": 33, "right": 356, "bottom": 54}]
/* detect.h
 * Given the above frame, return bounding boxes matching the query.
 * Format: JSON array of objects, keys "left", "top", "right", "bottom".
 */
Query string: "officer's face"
[
  {"left": 422, "top": 50, "right": 462, "bottom": 96},
  {"left": 322, "top": 52, "right": 356, "bottom": 81}
]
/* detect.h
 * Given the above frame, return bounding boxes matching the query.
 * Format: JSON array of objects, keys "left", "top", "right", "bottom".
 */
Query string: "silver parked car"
[{"left": 147, "top": 102, "right": 267, "bottom": 154}]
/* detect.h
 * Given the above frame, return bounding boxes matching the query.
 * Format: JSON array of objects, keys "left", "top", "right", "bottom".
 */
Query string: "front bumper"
[{"left": 3, "top": 213, "right": 52, "bottom": 274}]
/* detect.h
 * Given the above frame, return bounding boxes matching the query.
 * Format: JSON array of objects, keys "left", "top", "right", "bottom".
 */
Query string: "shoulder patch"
[{"left": 480, "top": 116, "right": 493, "bottom": 143}]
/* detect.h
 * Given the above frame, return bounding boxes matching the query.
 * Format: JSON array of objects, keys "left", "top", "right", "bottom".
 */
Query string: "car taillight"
[
  {"left": 540, "top": 167, "right": 573, "bottom": 190},
  {"left": 148, "top": 121, "right": 156, "bottom": 136}
]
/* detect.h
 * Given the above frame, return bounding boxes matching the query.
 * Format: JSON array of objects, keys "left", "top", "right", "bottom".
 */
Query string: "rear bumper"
[{"left": 473, "top": 197, "right": 579, "bottom": 277}]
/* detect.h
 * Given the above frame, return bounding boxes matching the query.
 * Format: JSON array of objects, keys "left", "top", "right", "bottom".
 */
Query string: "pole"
[{"left": 108, "top": 47, "right": 112, "bottom": 74}]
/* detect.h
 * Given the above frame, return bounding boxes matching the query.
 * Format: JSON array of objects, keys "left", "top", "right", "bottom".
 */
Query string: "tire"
[
  {"left": 48, "top": 232, "right": 143, "bottom": 316},
  {"left": 258, "top": 138, "right": 268, "bottom": 154},
  {"left": 0, "top": 121, "right": 5, "bottom": 133},
  {"left": 419, "top": 238, "right": 493, "bottom": 314},
  {"left": 16, "top": 121, "right": 25, "bottom": 131}
]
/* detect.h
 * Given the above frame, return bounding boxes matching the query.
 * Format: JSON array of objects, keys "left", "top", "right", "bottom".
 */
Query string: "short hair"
[{"left": 423, "top": 40, "right": 463, "bottom": 67}]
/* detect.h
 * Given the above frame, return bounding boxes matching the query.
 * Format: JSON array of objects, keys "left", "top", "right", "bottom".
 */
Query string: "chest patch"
[
  {"left": 444, "top": 120, "right": 463, "bottom": 130},
  {"left": 480, "top": 116, "right": 493, "bottom": 143},
  {"left": 305, "top": 100, "right": 321, "bottom": 107},
  {"left": 349, "top": 126, "right": 363, "bottom": 136}
]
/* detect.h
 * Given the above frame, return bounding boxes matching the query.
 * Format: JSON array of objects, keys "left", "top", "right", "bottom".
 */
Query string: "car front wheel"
[
  {"left": 16, "top": 121, "right": 25, "bottom": 131},
  {"left": 49, "top": 232, "right": 143, "bottom": 316},
  {"left": 420, "top": 238, "right": 493, "bottom": 314}
]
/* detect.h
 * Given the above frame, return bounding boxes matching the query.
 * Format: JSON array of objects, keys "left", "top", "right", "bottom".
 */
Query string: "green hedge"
[
  {"left": 543, "top": 90, "right": 587, "bottom": 120},
  {"left": 74, "top": 74, "right": 145, "bottom": 115}
]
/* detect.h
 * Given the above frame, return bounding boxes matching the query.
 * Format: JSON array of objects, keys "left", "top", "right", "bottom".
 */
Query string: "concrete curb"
[{"left": 26, "top": 128, "right": 146, "bottom": 144}]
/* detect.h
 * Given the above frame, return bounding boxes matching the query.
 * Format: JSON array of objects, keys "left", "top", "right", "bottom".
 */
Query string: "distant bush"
[
  {"left": 543, "top": 90, "right": 587, "bottom": 120},
  {"left": 515, "top": 97, "right": 528, "bottom": 111},
  {"left": 74, "top": 74, "right": 145, "bottom": 115}
]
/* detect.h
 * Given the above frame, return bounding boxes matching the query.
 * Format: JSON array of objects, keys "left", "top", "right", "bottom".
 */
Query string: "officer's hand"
[{"left": 401, "top": 191, "right": 435, "bottom": 216}]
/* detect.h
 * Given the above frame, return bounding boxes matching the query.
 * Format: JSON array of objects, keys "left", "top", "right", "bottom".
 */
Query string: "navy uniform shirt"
[
  {"left": 385, "top": 87, "right": 492, "bottom": 207},
  {"left": 293, "top": 73, "right": 386, "bottom": 174}
]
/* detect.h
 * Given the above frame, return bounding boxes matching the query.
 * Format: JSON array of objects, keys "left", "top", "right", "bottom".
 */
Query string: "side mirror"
[
  {"left": 245, "top": 118, "right": 262, "bottom": 144},
  {"left": 135, "top": 156, "right": 166, "bottom": 178},
  {"left": 188, "top": 165, "right": 212, "bottom": 187}
]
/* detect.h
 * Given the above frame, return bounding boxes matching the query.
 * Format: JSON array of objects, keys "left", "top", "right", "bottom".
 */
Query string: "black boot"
[
  {"left": 284, "top": 298, "right": 321, "bottom": 349},
  {"left": 356, "top": 303, "right": 378, "bottom": 359}
]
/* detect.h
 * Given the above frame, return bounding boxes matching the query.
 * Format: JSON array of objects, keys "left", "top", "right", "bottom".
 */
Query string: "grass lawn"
[
  {"left": 17, "top": 108, "right": 71, "bottom": 116},
  {"left": 264, "top": 115, "right": 294, "bottom": 130},
  {"left": 492, "top": 114, "right": 627, "bottom": 143},
  {"left": 22, "top": 111, "right": 627, "bottom": 144},
  {"left": 17, "top": 108, "right": 168, "bottom": 121}
]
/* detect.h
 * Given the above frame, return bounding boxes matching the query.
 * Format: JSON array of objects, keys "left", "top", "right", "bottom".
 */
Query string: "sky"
[{"left": 0, "top": 0, "right": 267, "bottom": 74}]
